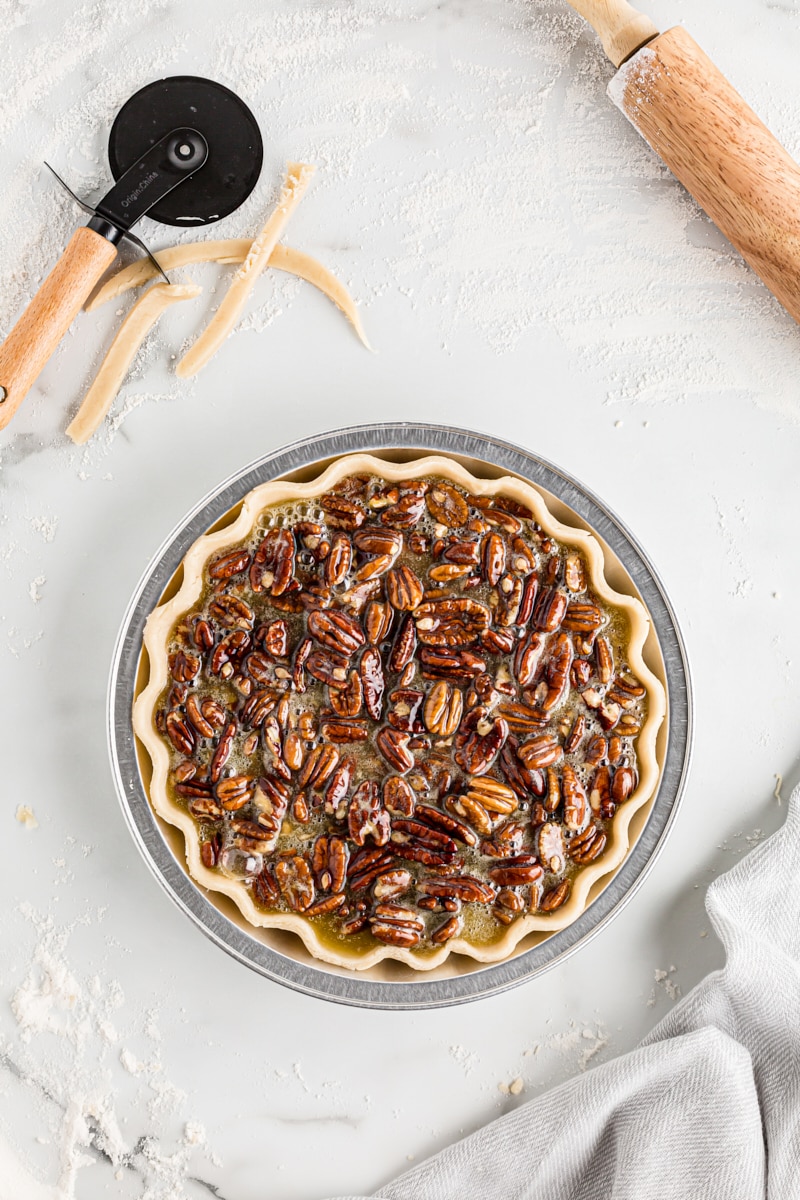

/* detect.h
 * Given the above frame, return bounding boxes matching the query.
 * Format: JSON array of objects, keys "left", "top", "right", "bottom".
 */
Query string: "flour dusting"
[
  {"left": 1, "top": 0, "right": 798, "bottom": 461},
  {"left": 2, "top": 903, "right": 221, "bottom": 1198}
]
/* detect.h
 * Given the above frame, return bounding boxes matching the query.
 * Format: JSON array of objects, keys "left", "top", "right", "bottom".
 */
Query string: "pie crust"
[{"left": 133, "top": 453, "right": 667, "bottom": 971}]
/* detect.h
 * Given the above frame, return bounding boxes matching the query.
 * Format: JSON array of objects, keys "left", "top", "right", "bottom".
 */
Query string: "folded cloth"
[{"left": 334, "top": 791, "right": 800, "bottom": 1200}]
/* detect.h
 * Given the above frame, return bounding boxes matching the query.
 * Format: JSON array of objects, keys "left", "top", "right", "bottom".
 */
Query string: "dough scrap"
[
  {"left": 85, "top": 240, "right": 371, "bottom": 350},
  {"left": 66, "top": 282, "right": 201, "bottom": 445},
  {"left": 177, "top": 163, "right": 316, "bottom": 378}
]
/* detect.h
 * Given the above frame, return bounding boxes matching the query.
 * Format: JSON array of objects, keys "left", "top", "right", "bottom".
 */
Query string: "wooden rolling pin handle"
[
  {"left": 0, "top": 226, "right": 118, "bottom": 431},
  {"left": 567, "top": 0, "right": 659, "bottom": 67},
  {"left": 611, "top": 27, "right": 800, "bottom": 327}
]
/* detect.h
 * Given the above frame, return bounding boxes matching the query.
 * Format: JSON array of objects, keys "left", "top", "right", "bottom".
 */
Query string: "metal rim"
[{"left": 108, "top": 423, "right": 693, "bottom": 1009}]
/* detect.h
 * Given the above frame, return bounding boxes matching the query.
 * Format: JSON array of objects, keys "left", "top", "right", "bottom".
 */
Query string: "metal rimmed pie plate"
[{"left": 108, "top": 423, "right": 692, "bottom": 1009}]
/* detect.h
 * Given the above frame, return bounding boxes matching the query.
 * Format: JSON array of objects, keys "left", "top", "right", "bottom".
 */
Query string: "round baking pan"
[{"left": 108, "top": 423, "right": 692, "bottom": 1009}]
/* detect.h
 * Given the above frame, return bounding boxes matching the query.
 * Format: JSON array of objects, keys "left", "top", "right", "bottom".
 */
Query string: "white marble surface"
[{"left": 2, "top": 1, "right": 800, "bottom": 1196}]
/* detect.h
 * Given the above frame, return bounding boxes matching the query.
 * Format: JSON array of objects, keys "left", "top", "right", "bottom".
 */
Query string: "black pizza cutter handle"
[{"left": 0, "top": 128, "right": 207, "bottom": 432}]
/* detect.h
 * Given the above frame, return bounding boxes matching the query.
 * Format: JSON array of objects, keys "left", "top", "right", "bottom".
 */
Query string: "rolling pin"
[{"left": 567, "top": 0, "right": 800, "bottom": 324}]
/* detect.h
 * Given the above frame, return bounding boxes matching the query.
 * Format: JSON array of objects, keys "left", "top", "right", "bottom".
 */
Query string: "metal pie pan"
[{"left": 108, "top": 423, "right": 692, "bottom": 1009}]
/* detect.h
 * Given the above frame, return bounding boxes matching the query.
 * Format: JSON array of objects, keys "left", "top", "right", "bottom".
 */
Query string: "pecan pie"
[{"left": 133, "top": 454, "right": 666, "bottom": 970}]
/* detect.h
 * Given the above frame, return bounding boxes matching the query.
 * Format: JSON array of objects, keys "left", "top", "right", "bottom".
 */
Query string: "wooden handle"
[
  {"left": 0, "top": 226, "right": 117, "bottom": 431},
  {"left": 566, "top": 0, "right": 659, "bottom": 67},
  {"left": 609, "top": 27, "right": 800, "bottom": 326}
]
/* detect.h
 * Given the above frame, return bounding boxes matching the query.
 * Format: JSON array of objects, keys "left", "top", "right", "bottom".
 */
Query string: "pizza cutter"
[{"left": 0, "top": 75, "right": 263, "bottom": 431}]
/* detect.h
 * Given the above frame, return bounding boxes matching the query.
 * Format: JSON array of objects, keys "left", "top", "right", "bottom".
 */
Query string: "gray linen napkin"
[{"left": 336, "top": 790, "right": 800, "bottom": 1200}]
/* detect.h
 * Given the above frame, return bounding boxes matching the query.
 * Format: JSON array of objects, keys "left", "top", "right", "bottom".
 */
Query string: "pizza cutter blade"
[{"left": 0, "top": 75, "right": 264, "bottom": 431}]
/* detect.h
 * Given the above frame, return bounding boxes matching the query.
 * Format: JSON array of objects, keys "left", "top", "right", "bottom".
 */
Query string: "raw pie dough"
[
  {"left": 85, "top": 241, "right": 371, "bottom": 350},
  {"left": 133, "top": 454, "right": 667, "bottom": 971},
  {"left": 66, "top": 283, "right": 201, "bottom": 445},
  {"left": 176, "top": 162, "right": 315, "bottom": 378}
]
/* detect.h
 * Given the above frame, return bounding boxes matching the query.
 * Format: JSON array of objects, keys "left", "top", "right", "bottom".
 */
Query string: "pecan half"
[
  {"left": 417, "top": 875, "right": 494, "bottom": 903},
  {"left": 306, "top": 647, "right": 350, "bottom": 688},
  {"left": 165, "top": 711, "right": 195, "bottom": 756},
  {"left": 230, "top": 817, "right": 274, "bottom": 853},
  {"left": 365, "top": 599, "right": 394, "bottom": 645},
  {"left": 442, "top": 539, "right": 481, "bottom": 565},
  {"left": 391, "top": 820, "right": 456, "bottom": 856},
  {"left": 429, "top": 563, "right": 473, "bottom": 583},
  {"left": 431, "top": 914, "right": 463, "bottom": 943},
  {"left": 215, "top": 774, "right": 256, "bottom": 810},
  {"left": 253, "top": 866, "right": 280, "bottom": 906},
  {"left": 488, "top": 855, "right": 544, "bottom": 886},
  {"left": 564, "top": 553, "right": 586, "bottom": 593},
  {"left": 419, "top": 646, "right": 487, "bottom": 680},
  {"left": 320, "top": 493, "right": 366, "bottom": 530},
  {"left": 240, "top": 688, "right": 279, "bottom": 728},
  {"left": 209, "top": 720, "right": 237, "bottom": 781},
  {"left": 562, "top": 764, "right": 589, "bottom": 832},
  {"left": 369, "top": 903, "right": 425, "bottom": 947},
  {"left": 611, "top": 764, "right": 638, "bottom": 803},
  {"left": 250, "top": 528, "right": 296, "bottom": 596},
  {"left": 464, "top": 776, "right": 518, "bottom": 815},
  {"left": 383, "top": 775, "right": 416, "bottom": 817},
  {"left": 513, "top": 631, "right": 546, "bottom": 688},
  {"left": 209, "top": 593, "right": 255, "bottom": 631},
  {"left": 209, "top": 549, "right": 251, "bottom": 580},
  {"left": 607, "top": 675, "right": 646, "bottom": 707},
  {"left": 562, "top": 601, "right": 603, "bottom": 634},
  {"left": 454, "top": 712, "right": 508, "bottom": 776},
  {"left": 291, "top": 636, "right": 312, "bottom": 692},
  {"left": 296, "top": 744, "right": 339, "bottom": 792},
  {"left": 387, "top": 614, "right": 417, "bottom": 673},
  {"left": 348, "top": 848, "right": 396, "bottom": 891},
  {"left": 360, "top": 646, "right": 385, "bottom": 720},
  {"left": 423, "top": 680, "right": 463, "bottom": 736},
  {"left": 533, "top": 587, "right": 567, "bottom": 633},
  {"left": 380, "top": 494, "right": 426, "bottom": 530},
  {"left": 426, "top": 483, "right": 469, "bottom": 528},
  {"left": 537, "top": 822, "right": 566, "bottom": 873},
  {"left": 414, "top": 804, "right": 478, "bottom": 847},
  {"left": 518, "top": 733, "right": 563, "bottom": 770},
  {"left": 322, "top": 530, "right": 350, "bottom": 586},
  {"left": 386, "top": 564, "right": 424, "bottom": 611},
  {"left": 480, "top": 820, "right": 525, "bottom": 858},
  {"left": 305, "top": 894, "right": 348, "bottom": 917},
  {"left": 496, "top": 700, "right": 549, "bottom": 734},
  {"left": 445, "top": 793, "right": 497, "bottom": 837},
  {"left": 329, "top": 669, "right": 364, "bottom": 718},
  {"left": 539, "top": 879, "right": 571, "bottom": 912},
  {"left": 569, "top": 823, "right": 607, "bottom": 864},
  {"left": 372, "top": 868, "right": 413, "bottom": 901},
  {"left": 499, "top": 738, "right": 545, "bottom": 798},
  {"left": 584, "top": 735, "right": 608, "bottom": 767},
  {"left": 376, "top": 728, "right": 415, "bottom": 773},
  {"left": 324, "top": 758, "right": 354, "bottom": 816},
  {"left": 319, "top": 716, "right": 369, "bottom": 743},
  {"left": 595, "top": 636, "right": 613, "bottom": 684},
  {"left": 539, "top": 633, "right": 573, "bottom": 712},
  {"left": 387, "top": 688, "right": 425, "bottom": 733},
  {"left": 353, "top": 527, "right": 403, "bottom": 558},
  {"left": 348, "top": 782, "right": 391, "bottom": 847},
  {"left": 307, "top": 609, "right": 365, "bottom": 657},
  {"left": 169, "top": 650, "right": 200, "bottom": 683},
  {"left": 481, "top": 532, "right": 506, "bottom": 586},
  {"left": 188, "top": 797, "right": 223, "bottom": 820},
  {"left": 275, "top": 855, "right": 316, "bottom": 911},
  {"left": 414, "top": 597, "right": 490, "bottom": 647}
]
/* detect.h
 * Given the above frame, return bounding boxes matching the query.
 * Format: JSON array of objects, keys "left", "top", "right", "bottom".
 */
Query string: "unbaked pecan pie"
[{"left": 133, "top": 454, "right": 666, "bottom": 970}]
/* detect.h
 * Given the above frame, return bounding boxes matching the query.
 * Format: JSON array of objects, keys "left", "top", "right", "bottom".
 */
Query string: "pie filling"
[{"left": 151, "top": 472, "right": 648, "bottom": 955}]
